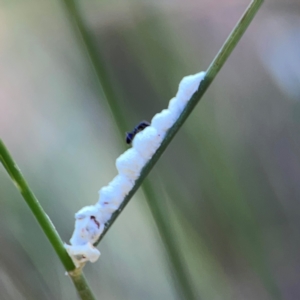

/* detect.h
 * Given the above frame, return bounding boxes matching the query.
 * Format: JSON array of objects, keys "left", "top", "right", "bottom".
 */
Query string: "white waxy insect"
[
  {"left": 98, "top": 201, "right": 119, "bottom": 214},
  {"left": 66, "top": 70, "right": 206, "bottom": 268},
  {"left": 74, "top": 205, "right": 100, "bottom": 220},
  {"left": 69, "top": 218, "right": 102, "bottom": 246},
  {"left": 70, "top": 205, "right": 104, "bottom": 245},
  {"left": 116, "top": 148, "right": 146, "bottom": 180},
  {"left": 109, "top": 174, "right": 134, "bottom": 196},
  {"left": 96, "top": 205, "right": 113, "bottom": 224},
  {"left": 168, "top": 97, "right": 185, "bottom": 118},
  {"left": 132, "top": 126, "right": 163, "bottom": 160},
  {"left": 64, "top": 242, "right": 101, "bottom": 268},
  {"left": 176, "top": 72, "right": 206, "bottom": 105},
  {"left": 99, "top": 185, "right": 123, "bottom": 207},
  {"left": 98, "top": 174, "right": 134, "bottom": 207},
  {"left": 151, "top": 109, "right": 176, "bottom": 134},
  {"left": 96, "top": 174, "right": 135, "bottom": 223},
  {"left": 65, "top": 205, "right": 104, "bottom": 267}
]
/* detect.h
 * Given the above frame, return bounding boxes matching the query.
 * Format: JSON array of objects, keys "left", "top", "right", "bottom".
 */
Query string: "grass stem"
[{"left": 0, "top": 139, "right": 96, "bottom": 300}]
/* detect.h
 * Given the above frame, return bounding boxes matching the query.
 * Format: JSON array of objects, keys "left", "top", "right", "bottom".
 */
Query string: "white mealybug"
[
  {"left": 151, "top": 109, "right": 176, "bottom": 134},
  {"left": 98, "top": 175, "right": 133, "bottom": 206},
  {"left": 96, "top": 174, "right": 135, "bottom": 222},
  {"left": 71, "top": 205, "right": 104, "bottom": 244},
  {"left": 65, "top": 205, "right": 104, "bottom": 267},
  {"left": 96, "top": 202, "right": 113, "bottom": 224},
  {"left": 109, "top": 174, "right": 134, "bottom": 196},
  {"left": 168, "top": 97, "right": 185, "bottom": 117},
  {"left": 74, "top": 205, "right": 100, "bottom": 220},
  {"left": 132, "top": 126, "right": 163, "bottom": 160},
  {"left": 99, "top": 185, "right": 123, "bottom": 207},
  {"left": 116, "top": 148, "right": 146, "bottom": 180},
  {"left": 176, "top": 72, "right": 206, "bottom": 105},
  {"left": 66, "top": 71, "right": 206, "bottom": 268},
  {"left": 65, "top": 242, "right": 101, "bottom": 268},
  {"left": 99, "top": 202, "right": 119, "bottom": 214}
]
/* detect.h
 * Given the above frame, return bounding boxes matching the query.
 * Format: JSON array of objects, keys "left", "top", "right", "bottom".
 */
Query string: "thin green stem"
[
  {"left": 0, "top": 140, "right": 74, "bottom": 271},
  {"left": 97, "top": 0, "right": 264, "bottom": 242},
  {"left": 69, "top": 268, "right": 97, "bottom": 300},
  {"left": 60, "top": 0, "right": 263, "bottom": 298},
  {"left": 0, "top": 139, "right": 96, "bottom": 300},
  {"left": 206, "top": 0, "right": 264, "bottom": 81},
  {"left": 61, "top": 1, "right": 199, "bottom": 298}
]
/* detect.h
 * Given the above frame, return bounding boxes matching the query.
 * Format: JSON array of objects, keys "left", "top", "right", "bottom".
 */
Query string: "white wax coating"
[
  {"left": 98, "top": 202, "right": 119, "bottom": 214},
  {"left": 75, "top": 205, "right": 100, "bottom": 220},
  {"left": 64, "top": 242, "right": 100, "bottom": 268},
  {"left": 98, "top": 175, "right": 134, "bottom": 208},
  {"left": 98, "top": 185, "right": 123, "bottom": 206},
  {"left": 69, "top": 220, "right": 103, "bottom": 245},
  {"left": 66, "top": 70, "right": 207, "bottom": 268},
  {"left": 116, "top": 148, "right": 146, "bottom": 180},
  {"left": 176, "top": 72, "right": 205, "bottom": 105},
  {"left": 97, "top": 207, "right": 113, "bottom": 224},
  {"left": 151, "top": 109, "right": 176, "bottom": 133},
  {"left": 132, "top": 126, "right": 163, "bottom": 160},
  {"left": 70, "top": 205, "right": 104, "bottom": 245},
  {"left": 109, "top": 174, "right": 134, "bottom": 196},
  {"left": 168, "top": 97, "right": 185, "bottom": 118}
]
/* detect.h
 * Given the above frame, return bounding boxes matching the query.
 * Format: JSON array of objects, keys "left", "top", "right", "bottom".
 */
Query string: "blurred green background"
[{"left": 0, "top": 0, "right": 299, "bottom": 299}]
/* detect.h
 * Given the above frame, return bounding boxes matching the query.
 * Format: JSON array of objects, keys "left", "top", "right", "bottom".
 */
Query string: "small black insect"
[{"left": 126, "top": 121, "right": 150, "bottom": 144}]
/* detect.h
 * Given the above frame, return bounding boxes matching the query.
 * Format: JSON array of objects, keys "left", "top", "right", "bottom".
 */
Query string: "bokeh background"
[{"left": 0, "top": 0, "right": 299, "bottom": 299}]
